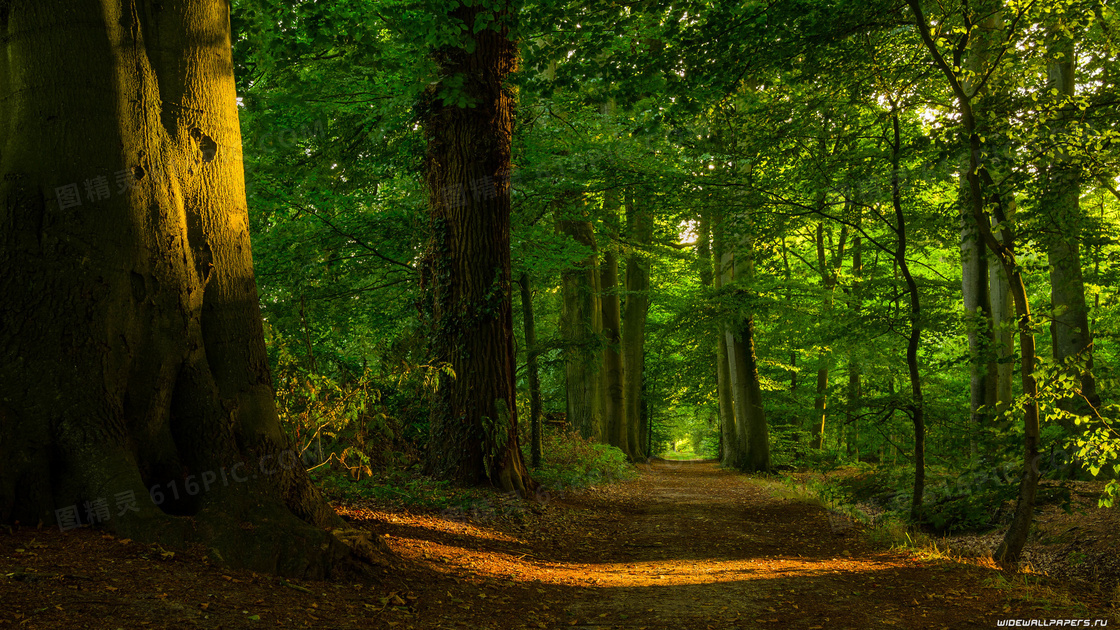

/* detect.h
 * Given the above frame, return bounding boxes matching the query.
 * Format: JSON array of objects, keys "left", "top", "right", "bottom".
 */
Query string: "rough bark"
[
  {"left": 0, "top": 0, "right": 384, "bottom": 578},
  {"left": 519, "top": 272, "right": 543, "bottom": 469},
  {"left": 623, "top": 194, "right": 651, "bottom": 461},
  {"left": 559, "top": 218, "right": 604, "bottom": 441},
  {"left": 422, "top": 0, "right": 533, "bottom": 496}
]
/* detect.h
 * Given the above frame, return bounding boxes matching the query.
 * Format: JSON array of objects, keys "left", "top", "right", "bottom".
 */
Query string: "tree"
[
  {"left": 907, "top": 0, "right": 1042, "bottom": 564},
  {"left": 812, "top": 219, "right": 848, "bottom": 450},
  {"left": 519, "top": 272, "right": 544, "bottom": 468},
  {"left": 712, "top": 215, "right": 741, "bottom": 468},
  {"left": 718, "top": 231, "right": 770, "bottom": 472},
  {"left": 421, "top": 0, "right": 534, "bottom": 495},
  {"left": 957, "top": 9, "right": 1003, "bottom": 449},
  {"left": 1039, "top": 13, "right": 1099, "bottom": 418},
  {"left": 601, "top": 192, "right": 630, "bottom": 459},
  {"left": 0, "top": 0, "right": 381, "bottom": 577},
  {"left": 623, "top": 194, "right": 652, "bottom": 461},
  {"left": 559, "top": 215, "right": 605, "bottom": 441}
]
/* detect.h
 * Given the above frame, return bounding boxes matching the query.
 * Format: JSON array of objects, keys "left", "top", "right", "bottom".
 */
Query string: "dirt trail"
[
  {"left": 0, "top": 459, "right": 1111, "bottom": 629},
  {"left": 369, "top": 459, "right": 1110, "bottom": 629}
]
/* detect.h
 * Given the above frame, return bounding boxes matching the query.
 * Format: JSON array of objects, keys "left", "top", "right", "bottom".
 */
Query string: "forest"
[{"left": 1, "top": 0, "right": 1119, "bottom": 627}]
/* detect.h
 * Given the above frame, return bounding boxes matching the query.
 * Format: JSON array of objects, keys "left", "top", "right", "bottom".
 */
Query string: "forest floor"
[{"left": 1, "top": 459, "right": 1116, "bottom": 629}]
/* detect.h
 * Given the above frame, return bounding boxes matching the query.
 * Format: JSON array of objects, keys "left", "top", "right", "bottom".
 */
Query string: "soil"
[{"left": 1, "top": 460, "right": 1115, "bottom": 629}]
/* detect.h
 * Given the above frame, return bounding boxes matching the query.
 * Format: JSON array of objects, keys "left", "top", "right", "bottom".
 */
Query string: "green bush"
[
  {"left": 268, "top": 330, "right": 447, "bottom": 480},
  {"left": 527, "top": 429, "right": 636, "bottom": 490}
]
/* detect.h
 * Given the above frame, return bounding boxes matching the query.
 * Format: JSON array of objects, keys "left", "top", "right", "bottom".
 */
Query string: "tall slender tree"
[
  {"left": 623, "top": 193, "right": 652, "bottom": 460},
  {"left": 907, "top": 0, "right": 1042, "bottom": 565},
  {"left": 519, "top": 272, "right": 544, "bottom": 468},
  {"left": 601, "top": 192, "right": 629, "bottom": 458}
]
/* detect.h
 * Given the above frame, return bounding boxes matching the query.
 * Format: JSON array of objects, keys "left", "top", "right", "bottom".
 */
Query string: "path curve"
[{"left": 370, "top": 459, "right": 1093, "bottom": 629}]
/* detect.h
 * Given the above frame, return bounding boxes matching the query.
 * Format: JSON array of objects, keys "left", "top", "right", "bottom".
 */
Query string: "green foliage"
[
  {"left": 648, "top": 406, "right": 719, "bottom": 459},
  {"left": 317, "top": 466, "right": 514, "bottom": 516},
  {"left": 318, "top": 467, "right": 456, "bottom": 509},
  {"left": 526, "top": 430, "right": 636, "bottom": 491},
  {"left": 1071, "top": 412, "right": 1120, "bottom": 506},
  {"left": 803, "top": 475, "right": 854, "bottom": 507},
  {"left": 230, "top": 0, "right": 1120, "bottom": 507},
  {"left": 766, "top": 421, "right": 810, "bottom": 466},
  {"left": 269, "top": 326, "right": 451, "bottom": 480}
]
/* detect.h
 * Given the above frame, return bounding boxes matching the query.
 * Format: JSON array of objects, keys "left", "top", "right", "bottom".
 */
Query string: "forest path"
[
  {"left": 361, "top": 459, "right": 1103, "bottom": 629},
  {"left": 1, "top": 460, "right": 1108, "bottom": 629}
]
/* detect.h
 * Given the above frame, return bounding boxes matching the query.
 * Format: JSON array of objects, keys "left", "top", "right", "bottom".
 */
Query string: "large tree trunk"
[
  {"left": 713, "top": 219, "right": 738, "bottom": 468},
  {"left": 961, "top": 189, "right": 998, "bottom": 445},
  {"left": 601, "top": 192, "right": 629, "bottom": 458},
  {"left": 623, "top": 194, "right": 651, "bottom": 461},
  {"left": 990, "top": 237, "right": 1016, "bottom": 414},
  {"left": 958, "top": 10, "right": 1001, "bottom": 456},
  {"left": 519, "top": 272, "right": 543, "bottom": 469},
  {"left": 738, "top": 313, "right": 770, "bottom": 472},
  {"left": 990, "top": 209, "right": 1016, "bottom": 418},
  {"left": 0, "top": 0, "right": 383, "bottom": 578},
  {"left": 1042, "top": 32, "right": 1098, "bottom": 422},
  {"left": 421, "top": 0, "right": 533, "bottom": 495},
  {"left": 559, "top": 217, "right": 604, "bottom": 441},
  {"left": 721, "top": 246, "right": 769, "bottom": 472}
]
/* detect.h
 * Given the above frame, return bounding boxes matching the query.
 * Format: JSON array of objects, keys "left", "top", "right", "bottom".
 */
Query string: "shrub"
[{"left": 526, "top": 429, "right": 636, "bottom": 490}]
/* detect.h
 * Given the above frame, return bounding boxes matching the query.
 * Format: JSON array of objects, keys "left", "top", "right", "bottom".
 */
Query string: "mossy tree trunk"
[
  {"left": 713, "top": 216, "right": 739, "bottom": 468},
  {"left": 421, "top": 0, "right": 533, "bottom": 495},
  {"left": 0, "top": 0, "right": 383, "bottom": 578},
  {"left": 623, "top": 193, "right": 651, "bottom": 461},
  {"left": 601, "top": 191, "right": 629, "bottom": 459},
  {"left": 722, "top": 240, "right": 769, "bottom": 472},
  {"left": 559, "top": 217, "right": 604, "bottom": 442}
]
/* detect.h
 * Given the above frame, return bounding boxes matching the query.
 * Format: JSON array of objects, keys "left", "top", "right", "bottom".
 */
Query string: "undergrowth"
[
  {"left": 526, "top": 429, "right": 636, "bottom": 491},
  {"left": 311, "top": 428, "right": 637, "bottom": 515}
]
